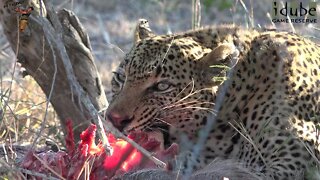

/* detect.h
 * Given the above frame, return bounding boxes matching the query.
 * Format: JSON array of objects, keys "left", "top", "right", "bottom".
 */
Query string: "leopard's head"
[{"left": 106, "top": 21, "right": 239, "bottom": 144}]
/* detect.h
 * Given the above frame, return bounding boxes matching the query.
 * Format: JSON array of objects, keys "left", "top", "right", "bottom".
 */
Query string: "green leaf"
[
  {"left": 210, "top": 64, "right": 231, "bottom": 70},
  {"left": 212, "top": 76, "right": 228, "bottom": 82}
]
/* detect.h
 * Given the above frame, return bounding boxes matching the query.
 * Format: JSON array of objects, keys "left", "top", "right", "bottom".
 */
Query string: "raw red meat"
[{"left": 20, "top": 121, "right": 178, "bottom": 179}]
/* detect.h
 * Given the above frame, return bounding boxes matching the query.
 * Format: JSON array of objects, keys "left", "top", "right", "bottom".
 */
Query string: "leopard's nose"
[{"left": 106, "top": 111, "right": 133, "bottom": 131}]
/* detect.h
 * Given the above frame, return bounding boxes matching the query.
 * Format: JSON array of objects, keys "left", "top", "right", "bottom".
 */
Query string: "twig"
[
  {"left": 1, "top": 15, "right": 20, "bottom": 143},
  {"left": 31, "top": 20, "right": 57, "bottom": 148},
  {"left": 184, "top": 54, "right": 236, "bottom": 177},
  {"left": 280, "top": 1, "right": 295, "bottom": 33},
  {"left": 117, "top": 131, "right": 167, "bottom": 168},
  {"left": 33, "top": 154, "right": 66, "bottom": 180},
  {"left": 249, "top": 0, "right": 254, "bottom": 27},
  {"left": 18, "top": 168, "right": 61, "bottom": 180},
  {"left": 239, "top": 0, "right": 254, "bottom": 28},
  {"left": 266, "top": 13, "right": 276, "bottom": 29},
  {"left": 0, "top": 159, "right": 24, "bottom": 177},
  {"left": 1, "top": 144, "right": 9, "bottom": 162},
  {"left": 192, "top": 0, "right": 201, "bottom": 30}
]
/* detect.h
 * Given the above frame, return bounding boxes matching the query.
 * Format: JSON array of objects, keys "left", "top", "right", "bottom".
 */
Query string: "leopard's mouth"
[
  {"left": 122, "top": 129, "right": 165, "bottom": 149},
  {"left": 148, "top": 123, "right": 171, "bottom": 148},
  {"left": 123, "top": 115, "right": 171, "bottom": 148}
]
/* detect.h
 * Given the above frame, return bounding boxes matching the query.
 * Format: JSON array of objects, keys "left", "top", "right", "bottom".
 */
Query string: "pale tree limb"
[{"left": 0, "top": 0, "right": 108, "bottom": 143}]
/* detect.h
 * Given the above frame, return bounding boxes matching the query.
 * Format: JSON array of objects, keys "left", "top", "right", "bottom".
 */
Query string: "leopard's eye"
[
  {"left": 153, "top": 81, "right": 172, "bottom": 92},
  {"left": 113, "top": 72, "right": 126, "bottom": 84}
]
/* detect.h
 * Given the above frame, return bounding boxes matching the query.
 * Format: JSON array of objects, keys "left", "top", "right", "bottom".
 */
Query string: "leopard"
[{"left": 106, "top": 19, "right": 320, "bottom": 179}]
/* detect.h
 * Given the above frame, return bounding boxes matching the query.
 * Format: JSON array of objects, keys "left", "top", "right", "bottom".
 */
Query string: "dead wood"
[{"left": 0, "top": 0, "right": 108, "bottom": 142}]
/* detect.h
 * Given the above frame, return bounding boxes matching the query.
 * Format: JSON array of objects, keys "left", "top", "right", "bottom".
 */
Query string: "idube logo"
[{"left": 272, "top": 1, "right": 317, "bottom": 23}]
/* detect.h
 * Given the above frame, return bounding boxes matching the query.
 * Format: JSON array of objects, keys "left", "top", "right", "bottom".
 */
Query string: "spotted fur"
[{"left": 107, "top": 22, "right": 320, "bottom": 179}]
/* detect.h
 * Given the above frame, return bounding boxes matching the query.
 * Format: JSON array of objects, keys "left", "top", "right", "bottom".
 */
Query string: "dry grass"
[
  {"left": 1, "top": 22, "right": 63, "bottom": 147},
  {"left": 0, "top": 76, "right": 63, "bottom": 146}
]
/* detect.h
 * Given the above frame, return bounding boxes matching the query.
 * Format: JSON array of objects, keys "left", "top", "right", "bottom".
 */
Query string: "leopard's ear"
[
  {"left": 134, "top": 19, "right": 155, "bottom": 44},
  {"left": 200, "top": 43, "right": 239, "bottom": 85}
]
